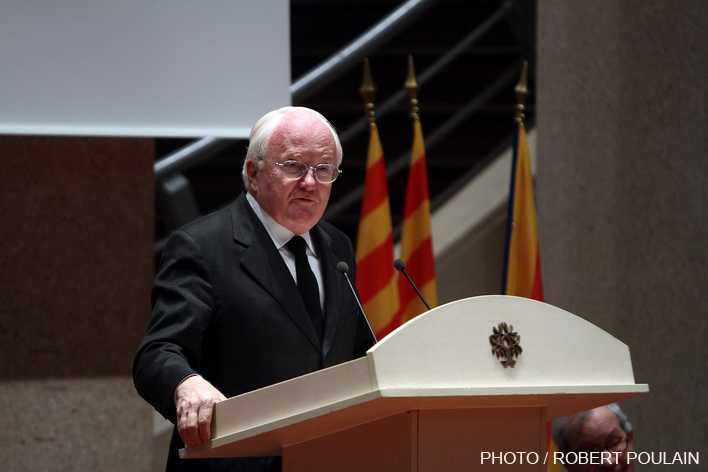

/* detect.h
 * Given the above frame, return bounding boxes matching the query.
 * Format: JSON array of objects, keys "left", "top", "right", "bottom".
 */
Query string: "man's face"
[
  {"left": 247, "top": 112, "right": 336, "bottom": 235},
  {"left": 565, "top": 407, "right": 634, "bottom": 472}
]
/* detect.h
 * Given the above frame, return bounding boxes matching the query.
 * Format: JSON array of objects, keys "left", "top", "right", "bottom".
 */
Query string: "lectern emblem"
[{"left": 489, "top": 322, "right": 522, "bottom": 368}]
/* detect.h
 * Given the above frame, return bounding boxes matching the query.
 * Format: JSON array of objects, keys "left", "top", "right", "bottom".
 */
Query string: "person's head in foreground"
[{"left": 552, "top": 403, "right": 634, "bottom": 472}]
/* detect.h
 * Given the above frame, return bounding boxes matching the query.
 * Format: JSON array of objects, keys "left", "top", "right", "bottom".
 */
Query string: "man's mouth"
[{"left": 293, "top": 196, "right": 317, "bottom": 204}]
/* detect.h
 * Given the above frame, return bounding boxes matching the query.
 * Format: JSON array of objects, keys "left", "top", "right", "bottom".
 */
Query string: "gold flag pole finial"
[
  {"left": 359, "top": 58, "right": 377, "bottom": 126},
  {"left": 405, "top": 54, "right": 420, "bottom": 120},
  {"left": 514, "top": 60, "right": 529, "bottom": 124}
]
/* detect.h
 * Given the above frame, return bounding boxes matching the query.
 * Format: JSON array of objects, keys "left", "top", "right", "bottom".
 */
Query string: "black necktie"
[{"left": 286, "top": 236, "right": 324, "bottom": 342}]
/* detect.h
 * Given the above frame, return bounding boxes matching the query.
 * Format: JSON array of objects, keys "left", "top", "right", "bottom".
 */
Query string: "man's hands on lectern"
[{"left": 174, "top": 375, "right": 227, "bottom": 447}]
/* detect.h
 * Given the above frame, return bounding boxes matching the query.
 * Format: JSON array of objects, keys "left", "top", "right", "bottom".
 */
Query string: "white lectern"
[{"left": 181, "top": 295, "right": 648, "bottom": 471}]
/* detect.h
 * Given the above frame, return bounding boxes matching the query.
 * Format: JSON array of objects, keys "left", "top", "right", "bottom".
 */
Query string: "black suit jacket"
[{"left": 133, "top": 193, "right": 373, "bottom": 471}]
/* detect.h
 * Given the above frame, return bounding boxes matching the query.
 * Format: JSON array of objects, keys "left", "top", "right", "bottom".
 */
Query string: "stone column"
[
  {"left": 0, "top": 136, "right": 155, "bottom": 471},
  {"left": 537, "top": 0, "right": 707, "bottom": 467}
]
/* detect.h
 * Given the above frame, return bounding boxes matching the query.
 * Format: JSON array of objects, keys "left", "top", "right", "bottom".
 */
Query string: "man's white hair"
[{"left": 241, "top": 106, "right": 343, "bottom": 190}]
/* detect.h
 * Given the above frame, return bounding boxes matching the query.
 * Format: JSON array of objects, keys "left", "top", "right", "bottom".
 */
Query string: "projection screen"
[{"left": 0, "top": 1, "right": 291, "bottom": 138}]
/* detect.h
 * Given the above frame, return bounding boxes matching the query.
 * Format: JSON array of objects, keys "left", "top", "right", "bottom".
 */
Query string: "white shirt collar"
[{"left": 246, "top": 192, "right": 317, "bottom": 255}]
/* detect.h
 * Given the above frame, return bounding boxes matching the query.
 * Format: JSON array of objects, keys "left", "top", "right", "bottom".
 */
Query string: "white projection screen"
[{"left": 0, "top": 1, "right": 291, "bottom": 138}]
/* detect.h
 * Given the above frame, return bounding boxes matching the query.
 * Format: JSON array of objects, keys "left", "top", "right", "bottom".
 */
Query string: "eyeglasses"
[
  {"left": 604, "top": 437, "right": 628, "bottom": 454},
  {"left": 257, "top": 157, "right": 341, "bottom": 183},
  {"left": 579, "top": 436, "right": 628, "bottom": 455}
]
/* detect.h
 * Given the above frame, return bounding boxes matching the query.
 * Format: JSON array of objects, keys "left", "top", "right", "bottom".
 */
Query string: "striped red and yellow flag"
[
  {"left": 502, "top": 122, "right": 543, "bottom": 301},
  {"left": 503, "top": 122, "right": 555, "bottom": 472},
  {"left": 355, "top": 124, "right": 400, "bottom": 334},
  {"left": 378, "top": 118, "right": 438, "bottom": 338}
]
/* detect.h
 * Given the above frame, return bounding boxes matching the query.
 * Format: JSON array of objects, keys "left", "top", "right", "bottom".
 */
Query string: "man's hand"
[{"left": 174, "top": 375, "right": 227, "bottom": 447}]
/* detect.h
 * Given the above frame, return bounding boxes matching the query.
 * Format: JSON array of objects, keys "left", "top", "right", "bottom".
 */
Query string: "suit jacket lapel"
[
  {"left": 231, "top": 194, "right": 322, "bottom": 351},
  {"left": 314, "top": 226, "right": 343, "bottom": 359}
]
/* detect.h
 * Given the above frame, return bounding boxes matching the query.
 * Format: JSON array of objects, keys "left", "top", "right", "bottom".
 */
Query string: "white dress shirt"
[{"left": 246, "top": 192, "right": 325, "bottom": 310}]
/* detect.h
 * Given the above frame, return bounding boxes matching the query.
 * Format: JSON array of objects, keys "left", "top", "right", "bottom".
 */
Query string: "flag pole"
[
  {"left": 392, "top": 53, "right": 438, "bottom": 333},
  {"left": 405, "top": 54, "right": 420, "bottom": 121},
  {"left": 502, "top": 60, "right": 530, "bottom": 294},
  {"left": 355, "top": 58, "right": 400, "bottom": 337},
  {"left": 515, "top": 60, "right": 528, "bottom": 124},
  {"left": 359, "top": 57, "right": 377, "bottom": 126}
]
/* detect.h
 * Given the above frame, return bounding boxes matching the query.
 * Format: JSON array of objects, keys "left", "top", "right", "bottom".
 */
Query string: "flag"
[
  {"left": 502, "top": 122, "right": 543, "bottom": 301},
  {"left": 502, "top": 121, "right": 554, "bottom": 471},
  {"left": 355, "top": 124, "right": 399, "bottom": 335},
  {"left": 378, "top": 118, "right": 438, "bottom": 339}
]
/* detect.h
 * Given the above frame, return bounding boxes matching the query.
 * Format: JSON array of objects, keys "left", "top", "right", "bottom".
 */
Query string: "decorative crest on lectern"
[{"left": 490, "top": 322, "right": 522, "bottom": 368}]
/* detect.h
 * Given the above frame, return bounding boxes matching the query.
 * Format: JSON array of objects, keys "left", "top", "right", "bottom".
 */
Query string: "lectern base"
[{"left": 284, "top": 406, "right": 546, "bottom": 472}]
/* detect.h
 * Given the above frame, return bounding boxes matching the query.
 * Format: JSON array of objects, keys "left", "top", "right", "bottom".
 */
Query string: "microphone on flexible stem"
[
  {"left": 336, "top": 261, "right": 377, "bottom": 343},
  {"left": 393, "top": 259, "right": 431, "bottom": 310}
]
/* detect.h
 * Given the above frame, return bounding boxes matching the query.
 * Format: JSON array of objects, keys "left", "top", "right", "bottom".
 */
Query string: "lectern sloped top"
[
  {"left": 182, "top": 295, "right": 648, "bottom": 459},
  {"left": 369, "top": 295, "right": 637, "bottom": 390}
]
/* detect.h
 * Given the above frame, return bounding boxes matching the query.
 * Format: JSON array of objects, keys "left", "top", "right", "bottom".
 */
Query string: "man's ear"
[
  {"left": 627, "top": 430, "right": 634, "bottom": 448},
  {"left": 246, "top": 159, "right": 259, "bottom": 194}
]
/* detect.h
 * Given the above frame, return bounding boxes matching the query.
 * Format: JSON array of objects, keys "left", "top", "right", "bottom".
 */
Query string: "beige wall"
[
  {"left": 0, "top": 136, "right": 155, "bottom": 471},
  {"left": 536, "top": 0, "right": 707, "bottom": 469}
]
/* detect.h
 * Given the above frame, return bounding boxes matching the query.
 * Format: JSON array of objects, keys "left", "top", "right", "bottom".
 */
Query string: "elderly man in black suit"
[{"left": 133, "top": 106, "right": 375, "bottom": 471}]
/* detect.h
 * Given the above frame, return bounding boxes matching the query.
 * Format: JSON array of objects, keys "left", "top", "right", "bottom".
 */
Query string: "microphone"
[
  {"left": 393, "top": 259, "right": 431, "bottom": 310},
  {"left": 336, "top": 261, "right": 377, "bottom": 343}
]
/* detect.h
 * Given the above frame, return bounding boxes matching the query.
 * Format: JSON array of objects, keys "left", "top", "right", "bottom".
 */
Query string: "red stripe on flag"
[
  {"left": 532, "top": 250, "right": 544, "bottom": 301},
  {"left": 359, "top": 158, "right": 389, "bottom": 217},
  {"left": 402, "top": 157, "right": 431, "bottom": 218},
  {"left": 356, "top": 234, "right": 397, "bottom": 303},
  {"left": 398, "top": 236, "right": 435, "bottom": 301}
]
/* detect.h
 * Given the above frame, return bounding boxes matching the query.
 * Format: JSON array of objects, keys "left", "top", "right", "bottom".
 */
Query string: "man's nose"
[{"left": 299, "top": 167, "right": 318, "bottom": 187}]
